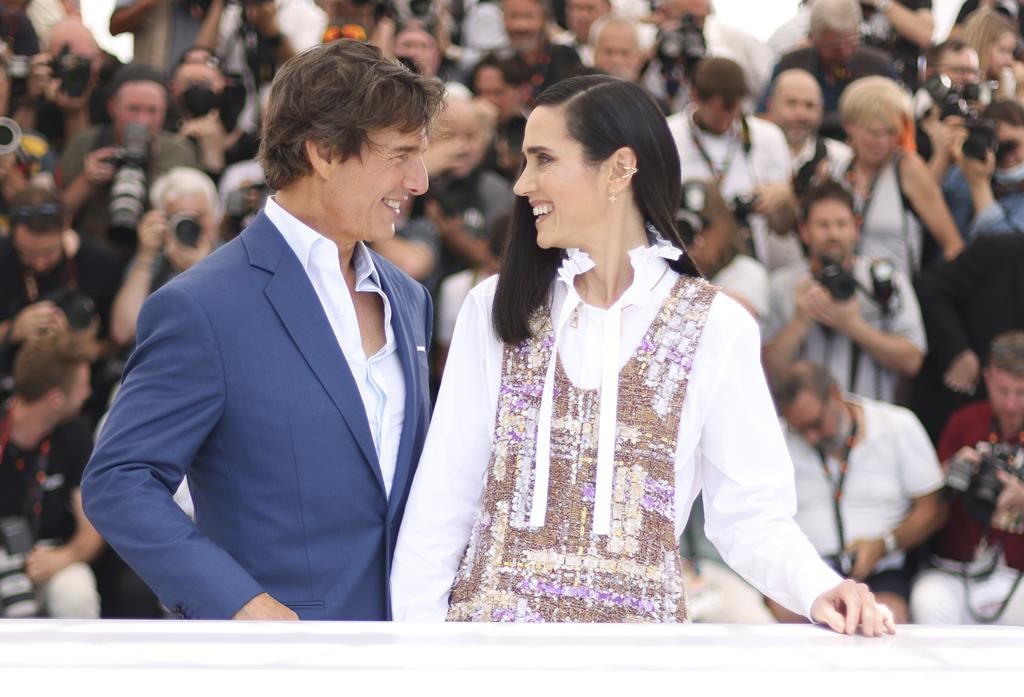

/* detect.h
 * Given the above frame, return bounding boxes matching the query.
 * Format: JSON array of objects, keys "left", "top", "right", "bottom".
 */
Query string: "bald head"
[
  {"left": 767, "top": 69, "right": 824, "bottom": 150},
  {"left": 47, "top": 18, "right": 99, "bottom": 58}
]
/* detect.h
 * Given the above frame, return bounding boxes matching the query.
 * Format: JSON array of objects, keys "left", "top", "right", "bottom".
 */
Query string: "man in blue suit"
[{"left": 82, "top": 40, "right": 445, "bottom": 620}]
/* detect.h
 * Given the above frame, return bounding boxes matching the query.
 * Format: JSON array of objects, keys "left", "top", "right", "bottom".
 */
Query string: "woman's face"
[
  {"left": 987, "top": 31, "right": 1017, "bottom": 79},
  {"left": 846, "top": 117, "right": 900, "bottom": 167},
  {"left": 513, "top": 105, "right": 612, "bottom": 251}
]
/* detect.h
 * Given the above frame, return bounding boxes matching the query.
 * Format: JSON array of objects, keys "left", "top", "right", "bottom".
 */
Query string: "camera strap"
[
  {"left": 0, "top": 404, "right": 51, "bottom": 537},
  {"left": 689, "top": 112, "right": 751, "bottom": 182},
  {"left": 815, "top": 406, "right": 859, "bottom": 558},
  {"left": 21, "top": 253, "right": 78, "bottom": 304}
]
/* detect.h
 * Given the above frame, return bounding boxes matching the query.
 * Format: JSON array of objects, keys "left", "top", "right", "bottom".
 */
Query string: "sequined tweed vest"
[{"left": 447, "top": 276, "right": 718, "bottom": 622}]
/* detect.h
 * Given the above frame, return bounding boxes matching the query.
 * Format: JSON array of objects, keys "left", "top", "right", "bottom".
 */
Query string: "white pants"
[
  {"left": 910, "top": 564, "right": 1024, "bottom": 625},
  {"left": 41, "top": 562, "right": 100, "bottom": 619}
]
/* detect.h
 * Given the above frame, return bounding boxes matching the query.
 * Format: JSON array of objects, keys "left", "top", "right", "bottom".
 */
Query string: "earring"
[
  {"left": 621, "top": 166, "right": 638, "bottom": 178},
  {"left": 609, "top": 191, "right": 618, "bottom": 203}
]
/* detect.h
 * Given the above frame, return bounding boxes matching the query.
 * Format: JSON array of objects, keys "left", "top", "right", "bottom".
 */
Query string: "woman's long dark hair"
[{"left": 492, "top": 75, "right": 702, "bottom": 345}]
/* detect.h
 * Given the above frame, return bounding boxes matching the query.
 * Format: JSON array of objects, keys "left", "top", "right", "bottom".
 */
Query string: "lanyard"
[
  {"left": 843, "top": 157, "right": 881, "bottom": 223},
  {"left": 0, "top": 405, "right": 52, "bottom": 536},
  {"left": 689, "top": 112, "right": 751, "bottom": 183},
  {"left": 816, "top": 405, "right": 859, "bottom": 555},
  {"left": 22, "top": 254, "right": 79, "bottom": 304}
]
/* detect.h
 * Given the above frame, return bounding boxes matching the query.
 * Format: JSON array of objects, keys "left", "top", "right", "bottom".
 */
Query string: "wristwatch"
[
  {"left": 876, "top": 0, "right": 895, "bottom": 13},
  {"left": 882, "top": 531, "right": 899, "bottom": 554}
]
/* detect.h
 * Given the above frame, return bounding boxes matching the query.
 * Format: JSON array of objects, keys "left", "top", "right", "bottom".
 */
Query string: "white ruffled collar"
[{"left": 556, "top": 227, "right": 683, "bottom": 307}]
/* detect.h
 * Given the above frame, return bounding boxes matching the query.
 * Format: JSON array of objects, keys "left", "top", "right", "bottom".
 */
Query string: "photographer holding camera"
[
  {"left": 109, "top": 167, "right": 218, "bottom": 347},
  {"left": 910, "top": 331, "right": 1024, "bottom": 625},
  {"left": 763, "top": 180, "right": 926, "bottom": 404},
  {"left": 771, "top": 360, "right": 946, "bottom": 625},
  {"left": 109, "top": 0, "right": 221, "bottom": 73},
  {"left": 668, "top": 57, "right": 799, "bottom": 271},
  {"left": 0, "top": 329, "right": 104, "bottom": 618},
  {"left": 0, "top": 185, "right": 120, "bottom": 380},
  {"left": 59, "top": 63, "right": 198, "bottom": 259}
]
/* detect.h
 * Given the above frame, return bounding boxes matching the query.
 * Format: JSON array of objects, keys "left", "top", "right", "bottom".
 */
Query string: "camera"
[
  {"left": 50, "top": 45, "right": 92, "bottom": 99},
  {"left": 44, "top": 287, "right": 98, "bottom": 331},
  {"left": 0, "top": 116, "right": 22, "bottom": 156},
  {"left": 729, "top": 193, "right": 758, "bottom": 230},
  {"left": 674, "top": 180, "right": 709, "bottom": 246},
  {"left": 168, "top": 212, "right": 202, "bottom": 247},
  {"left": 869, "top": 259, "right": 896, "bottom": 311},
  {"left": 225, "top": 182, "right": 271, "bottom": 232},
  {"left": 108, "top": 122, "right": 152, "bottom": 243},
  {"left": 923, "top": 74, "right": 998, "bottom": 161},
  {"left": 815, "top": 255, "right": 857, "bottom": 302},
  {"left": 0, "top": 516, "right": 39, "bottom": 618},
  {"left": 656, "top": 13, "right": 706, "bottom": 81},
  {"left": 407, "top": 0, "right": 433, "bottom": 20},
  {"left": 943, "top": 443, "right": 1024, "bottom": 525}
]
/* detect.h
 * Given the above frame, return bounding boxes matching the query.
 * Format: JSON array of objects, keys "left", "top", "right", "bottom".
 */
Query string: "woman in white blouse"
[{"left": 391, "top": 75, "right": 894, "bottom": 636}]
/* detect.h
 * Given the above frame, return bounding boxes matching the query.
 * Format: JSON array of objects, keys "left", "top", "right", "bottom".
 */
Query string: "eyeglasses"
[
  {"left": 937, "top": 65, "right": 980, "bottom": 78},
  {"left": 11, "top": 203, "right": 64, "bottom": 229}
]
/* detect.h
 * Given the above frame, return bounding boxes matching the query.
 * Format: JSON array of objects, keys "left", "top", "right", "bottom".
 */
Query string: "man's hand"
[
  {"left": 994, "top": 471, "right": 1024, "bottom": 521},
  {"left": 178, "top": 111, "right": 226, "bottom": 145},
  {"left": 164, "top": 233, "right": 212, "bottom": 273},
  {"left": 25, "top": 545, "right": 75, "bottom": 584},
  {"left": 805, "top": 285, "right": 861, "bottom": 335},
  {"left": 943, "top": 349, "right": 981, "bottom": 394},
  {"left": 82, "top": 147, "right": 118, "bottom": 186},
  {"left": 137, "top": 209, "right": 169, "bottom": 256},
  {"left": 810, "top": 578, "right": 896, "bottom": 636},
  {"left": 957, "top": 146, "right": 996, "bottom": 187},
  {"left": 11, "top": 301, "right": 66, "bottom": 342},
  {"left": 844, "top": 537, "right": 886, "bottom": 581},
  {"left": 233, "top": 592, "right": 299, "bottom": 621},
  {"left": 752, "top": 182, "right": 793, "bottom": 217}
]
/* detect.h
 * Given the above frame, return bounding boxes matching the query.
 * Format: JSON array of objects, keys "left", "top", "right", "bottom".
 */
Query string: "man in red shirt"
[{"left": 910, "top": 331, "right": 1024, "bottom": 624}]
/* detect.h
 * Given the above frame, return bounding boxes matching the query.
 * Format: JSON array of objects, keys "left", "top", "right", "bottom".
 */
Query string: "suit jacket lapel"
[
  {"left": 244, "top": 216, "right": 386, "bottom": 496},
  {"left": 375, "top": 260, "right": 421, "bottom": 520}
]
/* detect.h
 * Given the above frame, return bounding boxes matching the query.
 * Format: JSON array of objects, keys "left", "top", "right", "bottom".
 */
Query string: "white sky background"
[{"left": 82, "top": 0, "right": 967, "bottom": 63}]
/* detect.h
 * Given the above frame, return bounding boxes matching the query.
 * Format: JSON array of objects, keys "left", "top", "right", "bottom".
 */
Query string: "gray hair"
[
  {"left": 150, "top": 166, "right": 220, "bottom": 218},
  {"left": 589, "top": 13, "right": 639, "bottom": 49},
  {"left": 810, "top": 0, "right": 862, "bottom": 37}
]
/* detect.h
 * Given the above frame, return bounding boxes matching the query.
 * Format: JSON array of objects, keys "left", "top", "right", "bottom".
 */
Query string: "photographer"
[
  {"left": 109, "top": 167, "right": 218, "bottom": 347},
  {"left": 910, "top": 331, "right": 1024, "bottom": 625},
  {"left": 58, "top": 63, "right": 198, "bottom": 258},
  {"left": 943, "top": 100, "right": 1024, "bottom": 240},
  {"left": 0, "top": 185, "right": 120, "bottom": 378},
  {"left": 915, "top": 40, "right": 981, "bottom": 169},
  {"left": 771, "top": 360, "right": 946, "bottom": 625},
  {"left": 763, "top": 180, "right": 926, "bottom": 404},
  {"left": 109, "top": 0, "right": 218, "bottom": 73},
  {"left": 668, "top": 57, "right": 798, "bottom": 271},
  {"left": 500, "top": 0, "right": 582, "bottom": 107},
  {"left": 858, "top": 0, "right": 934, "bottom": 91},
  {"left": 0, "top": 329, "right": 104, "bottom": 618}
]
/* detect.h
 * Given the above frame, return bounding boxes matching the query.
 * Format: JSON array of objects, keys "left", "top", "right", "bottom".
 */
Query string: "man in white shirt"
[
  {"left": 773, "top": 360, "right": 947, "bottom": 623},
  {"left": 763, "top": 180, "right": 927, "bottom": 404},
  {"left": 82, "top": 40, "right": 443, "bottom": 621},
  {"left": 667, "top": 57, "right": 798, "bottom": 271}
]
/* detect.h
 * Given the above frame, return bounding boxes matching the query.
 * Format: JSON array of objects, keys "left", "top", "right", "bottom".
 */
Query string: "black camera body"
[
  {"left": 225, "top": 182, "right": 271, "bottom": 234},
  {"left": 729, "top": 193, "right": 758, "bottom": 230},
  {"left": 924, "top": 74, "right": 997, "bottom": 161},
  {"left": 167, "top": 212, "right": 203, "bottom": 247},
  {"left": 815, "top": 256, "right": 857, "bottom": 302},
  {"left": 656, "top": 13, "right": 706, "bottom": 81},
  {"left": 50, "top": 45, "right": 92, "bottom": 99},
  {"left": 43, "top": 287, "right": 97, "bottom": 332},
  {"left": 0, "top": 516, "right": 39, "bottom": 618},
  {"left": 108, "top": 123, "right": 152, "bottom": 243},
  {"left": 943, "top": 443, "right": 1024, "bottom": 525}
]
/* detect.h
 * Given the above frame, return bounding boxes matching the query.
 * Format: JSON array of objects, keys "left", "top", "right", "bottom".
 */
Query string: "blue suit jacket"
[{"left": 82, "top": 212, "right": 433, "bottom": 619}]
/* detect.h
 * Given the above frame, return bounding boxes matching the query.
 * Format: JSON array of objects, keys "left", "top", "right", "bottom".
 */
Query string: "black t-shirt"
[
  {"left": 862, "top": 0, "right": 932, "bottom": 89},
  {"left": 0, "top": 415, "right": 92, "bottom": 543}
]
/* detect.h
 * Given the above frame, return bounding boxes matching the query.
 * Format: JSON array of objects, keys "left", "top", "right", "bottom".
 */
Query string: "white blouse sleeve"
[
  {"left": 390, "top": 278, "right": 502, "bottom": 621},
  {"left": 697, "top": 299, "right": 842, "bottom": 618}
]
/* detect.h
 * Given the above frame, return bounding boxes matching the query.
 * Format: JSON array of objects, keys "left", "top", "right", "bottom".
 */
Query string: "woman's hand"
[{"left": 810, "top": 579, "right": 897, "bottom": 637}]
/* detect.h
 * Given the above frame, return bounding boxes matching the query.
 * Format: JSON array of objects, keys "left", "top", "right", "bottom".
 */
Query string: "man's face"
[
  {"left": 660, "top": 0, "right": 708, "bottom": 25},
  {"left": 12, "top": 225, "right": 63, "bottom": 275},
  {"left": 394, "top": 27, "right": 441, "bottom": 77},
  {"left": 782, "top": 387, "right": 845, "bottom": 451},
  {"left": 985, "top": 366, "right": 1024, "bottom": 433},
  {"left": 767, "top": 74, "right": 823, "bottom": 148},
  {"left": 814, "top": 28, "right": 860, "bottom": 70},
  {"left": 435, "top": 101, "right": 489, "bottom": 178},
  {"left": 474, "top": 66, "right": 525, "bottom": 121},
  {"left": 995, "top": 121, "right": 1024, "bottom": 170},
  {"left": 567, "top": 0, "right": 609, "bottom": 43},
  {"left": 800, "top": 198, "right": 859, "bottom": 265},
  {"left": 933, "top": 47, "right": 980, "bottom": 91},
  {"left": 109, "top": 81, "right": 167, "bottom": 141},
  {"left": 593, "top": 22, "right": 643, "bottom": 82},
  {"left": 319, "top": 127, "right": 429, "bottom": 244},
  {"left": 693, "top": 95, "right": 741, "bottom": 136},
  {"left": 504, "top": 0, "right": 546, "bottom": 54}
]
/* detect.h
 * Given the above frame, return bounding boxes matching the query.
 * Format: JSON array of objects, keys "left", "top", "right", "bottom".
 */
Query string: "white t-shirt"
[
  {"left": 668, "top": 111, "right": 793, "bottom": 268},
  {"left": 785, "top": 396, "right": 944, "bottom": 572},
  {"left": 711, "top": 254, "right": 769, "bottom": 319}
]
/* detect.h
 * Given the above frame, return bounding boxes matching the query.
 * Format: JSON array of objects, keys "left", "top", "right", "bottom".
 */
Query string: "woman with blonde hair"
[
  {"left": 830, "top": 76, "right": 963, "bottom": 277},
  {"left": 962, "top": 7, "right": 1021, "bottom": 99}
]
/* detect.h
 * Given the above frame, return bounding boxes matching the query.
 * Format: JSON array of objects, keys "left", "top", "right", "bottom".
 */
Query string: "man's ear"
[{"left": 304, "top": 140, "right": 334, "bottom": 180}]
